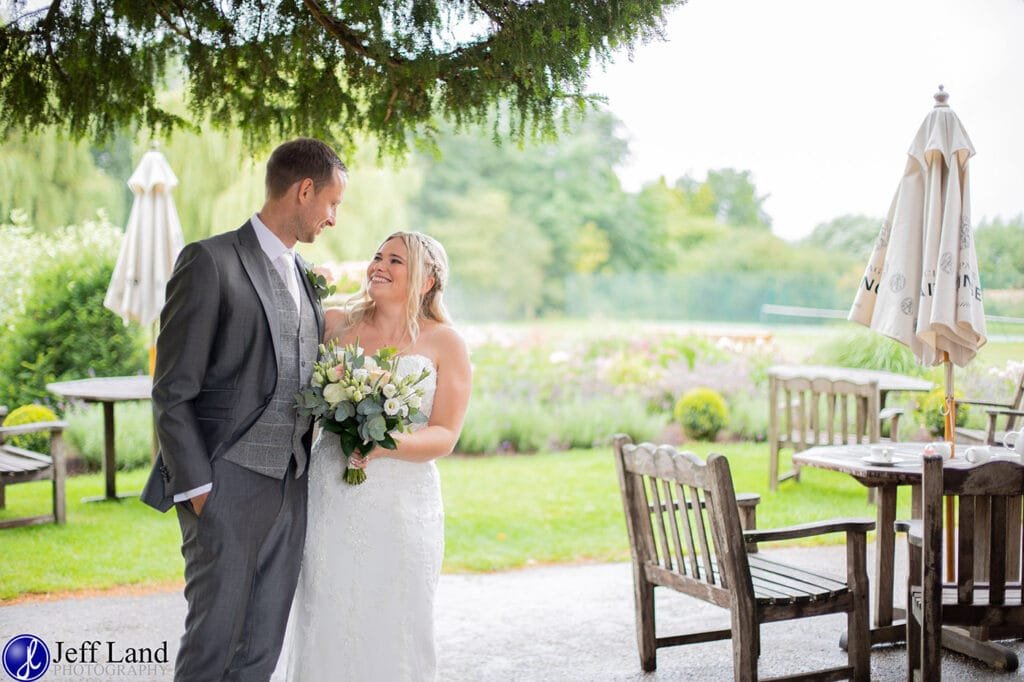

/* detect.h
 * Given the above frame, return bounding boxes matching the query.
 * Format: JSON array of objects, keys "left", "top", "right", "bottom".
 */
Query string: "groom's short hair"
[{"left": 266, "top": 138, "right": 347, "bottom": 199}]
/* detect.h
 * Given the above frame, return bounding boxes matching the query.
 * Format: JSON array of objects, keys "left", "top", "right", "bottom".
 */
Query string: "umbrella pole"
[{"left": 944, "top": 354, "right": 956, "bottom": 581}]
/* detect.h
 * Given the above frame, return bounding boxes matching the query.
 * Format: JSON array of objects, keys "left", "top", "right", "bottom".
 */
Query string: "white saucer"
[{"left": 861, "top": 456, "right": 898, "bottom": 467}]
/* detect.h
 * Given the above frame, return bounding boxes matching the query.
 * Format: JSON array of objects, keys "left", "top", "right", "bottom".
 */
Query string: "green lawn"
[{"left": 0, "top": 443, "right": 907, "bottom": 600}]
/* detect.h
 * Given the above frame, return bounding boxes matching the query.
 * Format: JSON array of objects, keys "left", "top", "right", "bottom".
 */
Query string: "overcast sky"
[{"left": 587, "top": 0, "right": 1024, "bottom": 240}]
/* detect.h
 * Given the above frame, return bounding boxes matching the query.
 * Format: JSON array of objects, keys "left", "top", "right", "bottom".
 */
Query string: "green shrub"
[
  {"left": 810, "top": 329, "right": 926, "bottom": 377},
  {"left": 0, "top": 219, "right": 148, "bottom": 409},
  {"left": 674, "top": 387, "right": 729, "bottom": 441},
  {"left": 916, "top": 388, "right": 970, "bottom": 437},
  {"left": 65, "top": 402, "right": 153, "bottom": 471},
  {"left": 2, "top": 404, "right": 58, "bottom": 454}
]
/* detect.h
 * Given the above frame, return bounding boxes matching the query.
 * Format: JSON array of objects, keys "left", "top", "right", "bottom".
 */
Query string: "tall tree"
[
  {"left": 803, "top": 214, "right": 882, "bottom": 260},
  {"left": 975, "top": 215, "right": 1024, "bottom": 290},
  {"left": 679, "top": 168, "right": 772, "bottom": 229},
  {"left": 0, "top": 1, "right": 683, "bottom": 155}
]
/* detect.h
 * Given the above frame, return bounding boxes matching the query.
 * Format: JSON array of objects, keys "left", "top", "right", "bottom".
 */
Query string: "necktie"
[{"left": 278, "top": 251, "right": 301, "bottom": 310}]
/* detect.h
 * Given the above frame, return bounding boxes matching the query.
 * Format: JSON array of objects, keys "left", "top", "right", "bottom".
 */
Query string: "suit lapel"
[
  {"left": 235, "top": 221, "right": 283, "bottom": 363},
  {"left": 295, "top": 253, "right": 325, "bottom": 342}
]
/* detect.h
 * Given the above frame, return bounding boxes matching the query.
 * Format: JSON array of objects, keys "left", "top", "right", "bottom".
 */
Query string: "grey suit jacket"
[{"left": 141, "top": 221, "right": 325, "bottom": 512}]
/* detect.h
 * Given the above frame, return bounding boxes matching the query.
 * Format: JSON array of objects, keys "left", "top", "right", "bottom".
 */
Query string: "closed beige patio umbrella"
[
  {"left": 849, "top": 86, "right": 987, "bottom": 577},
  {"left": 103, "top": 147, "right": 185, "bottom": 370}
]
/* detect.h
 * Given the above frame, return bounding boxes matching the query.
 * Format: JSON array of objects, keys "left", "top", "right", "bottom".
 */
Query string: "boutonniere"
[{"left": 304, "top": 265, "right": 337, "bottom": 303}]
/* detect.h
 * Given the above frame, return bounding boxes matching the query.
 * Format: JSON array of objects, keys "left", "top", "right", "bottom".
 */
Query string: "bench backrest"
[
  {"left": 613, "top": 435, "right": 749, "bottom": 610},
  {"left": 771, "top": 376, "right": 880, "bottom": 451}
]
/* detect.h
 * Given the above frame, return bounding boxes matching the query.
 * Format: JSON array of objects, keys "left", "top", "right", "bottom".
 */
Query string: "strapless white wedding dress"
[{"left": 282, "top": 354, "right": 443, "bottom": 681}]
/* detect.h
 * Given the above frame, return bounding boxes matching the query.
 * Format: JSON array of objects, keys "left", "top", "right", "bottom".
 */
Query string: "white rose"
[
  {"left": 353, "top": 368, "right": 369, "bottom": 382},
  {"left": 322, "top": 383, "right": 346, "bottom": 406},
  {"left": 382, "top": 383, "right": 397, "bottom": 398},
  {"left": 363, "top": 357, "right": 378, "bottom": 371},
  {"left": 384, "top": 398, "right": 401, "bottom": 416},
  {"left": 408, "top": 394, "right": 422, "bottom": 409}
]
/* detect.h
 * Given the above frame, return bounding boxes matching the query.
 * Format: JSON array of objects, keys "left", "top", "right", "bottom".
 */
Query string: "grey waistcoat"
[{"left": 222, "top": 253, "right": 318, "bottom": 478}]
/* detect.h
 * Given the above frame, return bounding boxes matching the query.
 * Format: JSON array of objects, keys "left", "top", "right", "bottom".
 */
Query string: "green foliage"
[
  {"left": 427, "top": 189, "right": 552, "bottom": 319},
  {"left": 65, "top": 402, "right": 153, "bottom": 471},
  {"left": 0, "top": 1, "right": 684, "bottom": 156},
  {"left": 0, "top": 129, "right": 127, "bottom": 230},
  {"left": 411, "top": 111, "right": 654, "bottom": 313},
  {"left": 975, "top": 215, "right": 1024, "bottom": 290},
  {"left": 810, "top": 328, "right": 926, "bottom": 377},
  {"left": 2, "top": 404, "right": 58, "bottom": 454},
  {"left": 674, "top": 387, "right": 729, "bottom": 441},
  {"left": 457, "top": 395, "right": 665, "bottom": 454},
  {"left": 803, "top": 214, "right": 882, "bottom": 260},
  {"left": 682, "top": 168, "right": 772, "bottom": 229},
  {"left": 916, "top": 388, "right": 970, "bottom": 437},
  {"left": 0, "top": 220, "right": 148, "bottom": 409}
]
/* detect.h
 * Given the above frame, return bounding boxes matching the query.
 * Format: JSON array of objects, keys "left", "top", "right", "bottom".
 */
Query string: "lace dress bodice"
[{"left": 281, "top": 354, "right": 443, "bottom": 682}]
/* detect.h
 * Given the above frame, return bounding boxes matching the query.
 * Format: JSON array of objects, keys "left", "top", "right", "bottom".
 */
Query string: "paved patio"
[{"left": 1, "top": 545, "right": 1021, "bottom": 680}]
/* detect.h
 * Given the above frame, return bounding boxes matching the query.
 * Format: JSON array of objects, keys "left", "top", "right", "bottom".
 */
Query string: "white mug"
[
  {"left": 1003, "top": 428, "right": 1024, "bottom": 455},
  {"left": 965, "top": 445, "right": 992, "bottom": 464}
]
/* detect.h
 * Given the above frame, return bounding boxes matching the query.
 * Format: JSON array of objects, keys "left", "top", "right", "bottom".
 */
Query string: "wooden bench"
[
  {"left": 614, "top": 435, "right": 873, "bottom": 680},
  {"left": 900, "top": 454, "right": 1024, "bottom": 679},
  {"left": 0, "top": 406, "right": 69, "bottom": 528},
  {"left": 769, "top": 374, "right": 904, "bottom": 491}
]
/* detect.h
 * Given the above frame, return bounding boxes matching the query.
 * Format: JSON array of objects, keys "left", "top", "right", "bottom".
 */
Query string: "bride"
[{"left": 282, "top": 231, "right": 472, "bottom": 681}]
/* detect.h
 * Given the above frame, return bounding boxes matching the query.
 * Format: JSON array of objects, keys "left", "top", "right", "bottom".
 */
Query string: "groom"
[{"left": 141, "top": 138, "right": 347, "bottom": 680}]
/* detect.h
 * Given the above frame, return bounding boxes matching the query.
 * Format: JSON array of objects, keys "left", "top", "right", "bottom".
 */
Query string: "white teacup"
[
  {"left": 925, "top": 441, "right": 951, "bottom": 458},
  {"left": 1003, "top": 428, "right": 1024, "bottom": 455},
  {"left": 965, "top": 445, "right": 992, "bottom": 464},
  {"left": 870, "top": 445, "right": 894, "bottom": 463}
]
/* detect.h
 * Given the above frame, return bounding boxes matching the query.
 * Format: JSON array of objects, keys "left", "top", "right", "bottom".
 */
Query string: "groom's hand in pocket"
[{"left": 190, "top": 492, "right": 210, "bottom": 517}]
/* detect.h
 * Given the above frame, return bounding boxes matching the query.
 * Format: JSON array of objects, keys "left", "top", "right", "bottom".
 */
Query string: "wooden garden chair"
[
  {"left": 956, "top": 370, "right": 1024, "bottom": 447},
  {"left": 614, "top": 435, "right": 873, "bottom": 680},
  {"left": 898, "top": 453, "right": 1024, "bottom": 680},
  {"left": 768, "top": 376, "right": 903, "bottom": 491},
  {"left": 0, "top": 405, "right": 69, "bottom": 528}
]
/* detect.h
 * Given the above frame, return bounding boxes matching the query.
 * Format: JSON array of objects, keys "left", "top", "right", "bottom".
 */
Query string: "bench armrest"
[
  {"left": 744, "top": 518, "right": 875, "bottom": 543},
  {"left": 879, "top": 406, "right": 904, "bottom": 420},
  {"left": 894, "top": 518, "right": 923, "bottom": 548},
  {"left": 735, "top": 492, "right": 760, "bottom": 508},
  {"left": 0, "top": 421, "right": 69, "bottom": 438},
  {"left": 960, "top": 399, "right": 1013, "bottom": 409},
  {"left": 985, "top": 407, "right": 1024, "bottom": 418}
]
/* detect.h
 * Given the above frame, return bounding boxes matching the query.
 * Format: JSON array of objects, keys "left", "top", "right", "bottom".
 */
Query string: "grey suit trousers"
[{"left": 175, "top": 457, "right": 307, "bottom": 681}]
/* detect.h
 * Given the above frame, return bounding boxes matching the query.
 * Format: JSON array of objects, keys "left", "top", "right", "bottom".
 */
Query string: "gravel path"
[{"left": 1, "top": 546, "right": 1020, "bottom": 680}]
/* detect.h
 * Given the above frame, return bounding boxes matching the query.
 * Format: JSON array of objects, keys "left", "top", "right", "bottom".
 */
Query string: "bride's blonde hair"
[{"left": 344, "top": 231, "right": 452, "bottom": 341}]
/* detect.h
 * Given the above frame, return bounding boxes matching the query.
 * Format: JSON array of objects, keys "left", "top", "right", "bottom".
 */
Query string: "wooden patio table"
[
  {"left": 794, "top": 442, "right": 1022, "bottom": 668},
  {"left": 768, "top": 364, "right": 934, "bottom": 408},
  {"left": 47, "top": 376, "right": 152, "bottom": 502}
]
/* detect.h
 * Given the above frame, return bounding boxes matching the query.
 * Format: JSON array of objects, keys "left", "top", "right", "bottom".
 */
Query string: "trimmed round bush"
[
  {"left": 674, "top": 387, "right": 729, "bottom": 441},
  {"left": 2, "top": 404, "right": 58, "bottom": 454},
  {"left": 917, "top": 388, "right": 969, "bottom": 437}
]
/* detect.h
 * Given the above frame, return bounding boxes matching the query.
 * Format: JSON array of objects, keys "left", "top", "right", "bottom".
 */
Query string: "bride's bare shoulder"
[
  {"left": 324, "top": 308, "right": 359, "bottom": 345},
  {"left": 421, "top": 323, "right": 469, "bottom": 365}
]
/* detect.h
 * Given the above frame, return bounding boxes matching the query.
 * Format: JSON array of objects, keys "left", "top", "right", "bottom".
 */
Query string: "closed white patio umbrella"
[
  {"left": 849, "top": 86, "right": 987, "bottom": 578},
  {"left": 850, "top": 86, "right": 987, "bottom": 371},
  {"left": 104, "top": 148, "right": 185, "bottom": 363}
]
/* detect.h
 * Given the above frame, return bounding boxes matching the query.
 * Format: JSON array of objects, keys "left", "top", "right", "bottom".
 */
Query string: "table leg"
[
  {"left": 104, "top": 402, "right": 116, "bottom": 499},
  {"left": 874, "top": 484, "right": 897, "bottom": 628}
]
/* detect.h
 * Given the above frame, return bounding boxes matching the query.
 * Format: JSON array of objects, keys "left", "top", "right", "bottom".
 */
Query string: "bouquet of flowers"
[{"left": 295, "top": 341, "right": 430, "bottom": 484}]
